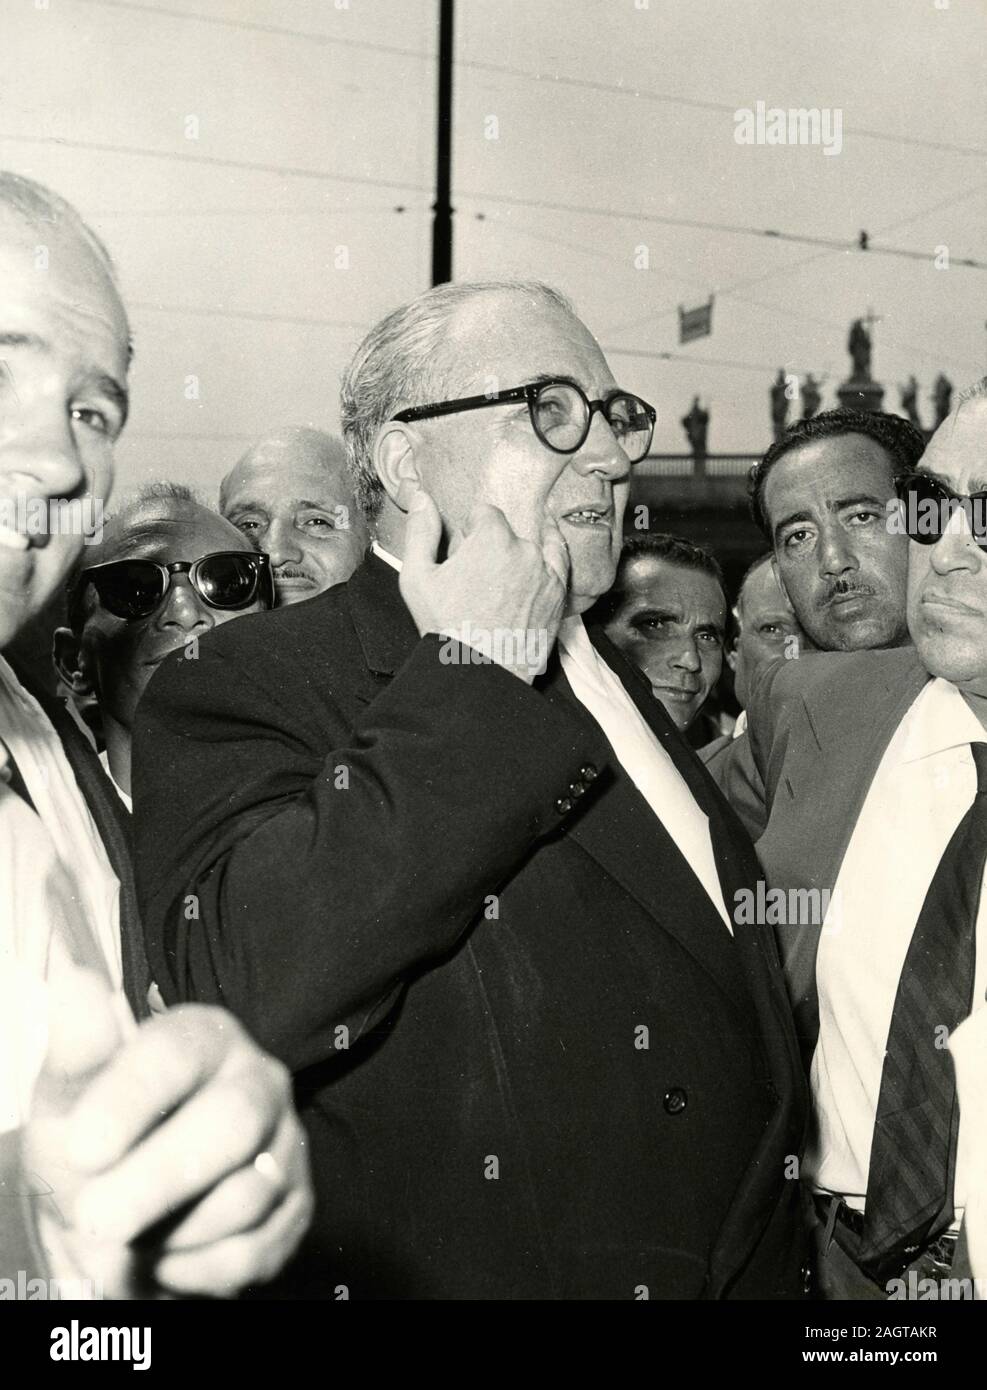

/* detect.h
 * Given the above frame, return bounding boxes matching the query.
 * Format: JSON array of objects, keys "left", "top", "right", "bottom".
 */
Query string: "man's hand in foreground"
[{"left": 22, "top": 968, "right": 313, "bottom": 1298}]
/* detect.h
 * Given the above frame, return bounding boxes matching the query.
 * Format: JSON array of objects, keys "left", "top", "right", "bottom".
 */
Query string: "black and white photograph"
[{"left": 1, "top": 0, "right": 986, "bottom": 1359}]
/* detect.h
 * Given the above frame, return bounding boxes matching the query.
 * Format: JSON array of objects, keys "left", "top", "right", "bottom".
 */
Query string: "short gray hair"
[
  {"left": 0, "top": 170, "right": 119, "bottom": 287},
  {"left": 340, "top": 280, "right": 573, "bottom": 522}
]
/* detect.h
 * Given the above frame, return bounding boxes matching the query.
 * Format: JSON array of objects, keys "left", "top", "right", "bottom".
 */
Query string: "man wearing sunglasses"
[
  {"left": 54, "top": 482, "right": 272, "bottom": 805},
  {"left": 134, "top": 279, "right": 807, "bottom": 1300},
  {"left": 743, "top": 381, "right": 987, "bottom": 1298},
  {"left": 0, "top": 172, "right": 311, "bottom": 1298}
]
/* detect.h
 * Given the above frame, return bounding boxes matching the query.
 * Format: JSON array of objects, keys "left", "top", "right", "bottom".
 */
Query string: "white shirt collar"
[
  {"left": 899, "top": 677, "right": 987, "bottom": 765},
  {"left": 371, "top": 540, "right": 402, "bottom": 572}
]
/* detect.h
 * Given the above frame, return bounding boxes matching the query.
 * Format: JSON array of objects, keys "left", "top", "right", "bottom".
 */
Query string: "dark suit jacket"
[
  {"left": 746, "top": 646, "right": 930, "bottom": 1062},
  {"left": 132, "top": 555, "right": 807, "bottom": 1300}
]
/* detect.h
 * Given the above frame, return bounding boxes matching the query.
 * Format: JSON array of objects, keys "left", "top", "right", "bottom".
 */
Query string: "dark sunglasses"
[
  {"left": 393, "top": 378, "right": 657, "bottom": 464},
  {"left": 73, "top": 551, "right": 275, "bottom": 623},
  {"left": 895, "top": 473, "right": 987, "bottom": 550}
]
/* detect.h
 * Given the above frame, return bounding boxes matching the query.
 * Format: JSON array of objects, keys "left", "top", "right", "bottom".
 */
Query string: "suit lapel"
[
  {"left": 582, "top": 626, "right": 809, "bottom": 1292},
  {"left": 539, "top": 629, "right": 759, "bottom": 1021},
  {"left": 772, "top": 651, "right": 930, "bottom": 1054},
  {"left": 344, "top": 554, "right": 421, "bottom": 701}
]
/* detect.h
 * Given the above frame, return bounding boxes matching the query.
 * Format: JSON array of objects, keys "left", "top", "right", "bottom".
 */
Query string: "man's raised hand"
[{"left": 399, "top": 486, "right": 569, "bottom": 684}]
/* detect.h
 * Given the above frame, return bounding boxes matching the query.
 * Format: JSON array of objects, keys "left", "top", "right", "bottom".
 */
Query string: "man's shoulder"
[
  {"left": 753, "top": 644, "right": 923, "bottom": 713},
  {"left": 698, "top": 733, "right": 731, "bottom": 765},
  {"left": 206, "top": 579, "right": 356, "bottom": 662}
]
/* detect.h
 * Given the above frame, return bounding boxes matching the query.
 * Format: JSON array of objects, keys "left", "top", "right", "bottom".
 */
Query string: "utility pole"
[{"left": 431, "top": 0, "right": 455, "bottom": 286}]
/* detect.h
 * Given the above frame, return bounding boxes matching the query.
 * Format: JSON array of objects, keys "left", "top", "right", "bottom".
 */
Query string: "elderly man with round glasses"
[{"left": 134, "top": 279, "right": 807, "bottom": 1301}]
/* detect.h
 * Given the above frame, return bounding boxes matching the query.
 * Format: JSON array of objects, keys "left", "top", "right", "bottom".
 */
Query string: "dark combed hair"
[
  {"left": 593, "top": 532, "right": 725, "bottom": 625},
  {"left": 748, "top": 409, "right": 926, "bottom": 539}
]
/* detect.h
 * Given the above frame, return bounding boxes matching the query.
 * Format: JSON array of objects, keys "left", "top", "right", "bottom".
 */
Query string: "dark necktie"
[
  {"left": 0, "top": 736, "right": 37, "bottom": 812},
  {"left": 857, "top": 741, "right": 987, "bottom": 1281}
]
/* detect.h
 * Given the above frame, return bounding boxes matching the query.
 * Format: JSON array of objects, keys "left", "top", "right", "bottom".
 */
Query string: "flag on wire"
[{"left": 678, "top": 297, "right": 714, "bottom": 345}]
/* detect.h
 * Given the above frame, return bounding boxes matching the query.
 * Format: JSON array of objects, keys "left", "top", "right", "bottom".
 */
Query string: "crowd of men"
[{"left": 2, "top": 170, "right": 987, "bottom": 1301}]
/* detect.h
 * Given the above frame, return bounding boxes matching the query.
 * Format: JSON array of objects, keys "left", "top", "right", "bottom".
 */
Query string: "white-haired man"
[
  {"left": 0, "top": 171, "right": 311, "bottom": 1297},
  {"left": 134, "top": 280, "right": 807, "bottom": 1300}
]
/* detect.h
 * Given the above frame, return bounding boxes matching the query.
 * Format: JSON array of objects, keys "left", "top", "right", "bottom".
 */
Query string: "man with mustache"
[
  {"left": 133, "top": 279, "right": 807, "bottom": 1300},
  {"left": 0, "top": 171, "right": 311, "bottom": 1297},
  {"left": 220, "top": 428, "right": 368, "bottom": 604},
  {"left": 595, "top": 533, "right": 727, "bottom": 737},
  {"left": 54, "top": 483, "right": 273, "bottom": 806},
  {"left": 746, "top": 381, "right": 987, "bottom": 1298},
  {"left": 706, "top": 410, "right": 925, "bottom": 836}
]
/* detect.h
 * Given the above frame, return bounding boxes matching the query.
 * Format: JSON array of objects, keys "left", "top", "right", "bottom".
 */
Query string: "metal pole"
[{"left": 431, "top": 0, "right": 455, "bottom": 286}]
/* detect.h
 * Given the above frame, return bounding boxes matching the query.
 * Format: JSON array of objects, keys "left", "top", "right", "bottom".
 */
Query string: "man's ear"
[
  {"left": 52, "top": 627, "right": 94, "bottom": 696},
  {"left": 374, "top": 421, "right": 424, "bottom": 514}
]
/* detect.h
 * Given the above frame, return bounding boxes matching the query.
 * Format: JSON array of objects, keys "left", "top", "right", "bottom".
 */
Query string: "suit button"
[
  {"left": 556, "top": 797, "right": 573, "bottom": 815},
  {"left": 569, "top": 780, "right": 585, "bottom": 798},
  {"left": 663, "top": 1087, "right": 687, "bottom": 1115},
  {"left": 580, "top": 764, "right": 598, "bottom": 782}
]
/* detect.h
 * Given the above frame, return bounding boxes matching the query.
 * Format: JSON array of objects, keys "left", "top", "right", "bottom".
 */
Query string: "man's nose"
[
  {"left": 670, "top": 639, "right": 702, "bottom": 673},
  {"left": 0, "top": 402, "right": 86, "bottom": 502},
  {"left": 265, "top": 519, "right": 304, "bottom": 567},
  {"left": 818, "top": 524, "right": 857, "bottom": 578},
  {"left": 930, "top": 507, "right": 982, "bottom": 576},
  {"left": 569, "top": 410, "right": 631, "bottom": 480},
  {"left": 155, "top": 577, "right": 215, "bottom": 635}
]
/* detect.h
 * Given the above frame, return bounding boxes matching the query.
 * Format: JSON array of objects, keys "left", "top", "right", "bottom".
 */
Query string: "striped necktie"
[{"left": 857, "top": 741, "right": 987, "bottom": 1281}]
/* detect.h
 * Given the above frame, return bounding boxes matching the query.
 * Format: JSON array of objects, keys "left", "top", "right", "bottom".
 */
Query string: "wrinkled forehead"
[
  {"left": 442, "top": 292, "right": 616, "bottom": 396},
  {"left": 224, "top": 448, "right": 354, "bottom": 511},
  {"left": 94, "top": 500, "right": 248, "bottom": 564},
  {"left": 621, "top": 557, "right": 726, "bottom": 617},
  {"left": 921, "top": 394, "right": 987, "bottom": 491}
]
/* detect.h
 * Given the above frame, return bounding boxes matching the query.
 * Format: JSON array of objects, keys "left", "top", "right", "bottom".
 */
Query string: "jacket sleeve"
[
  {"left": 132, "top": 634, "right": 612, "bottom": 1072},
  {"left": 703, "top": 732, "right": 768, "bottom": 841}
]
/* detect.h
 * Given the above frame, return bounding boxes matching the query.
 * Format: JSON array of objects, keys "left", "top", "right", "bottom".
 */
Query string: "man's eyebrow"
[
  {"left": 772, "top": 509, "right": 813, "bottom": 541},
  {"left": 0, "top": 330, "right": 49, "bottom": 352},
  {"left": 524, "top": 372, "right": 585, "bottom": 392},
  {"left": 0, "top": 332, "right": 129, "bottom": 428},
  {"left": 631, "top": 605, "right": 680, "bottom": 622},
  {"left": 831, "top": 493, "right": 885, "bottom": 512},
  {"left": 225, "top": 500, "right": 270, "bottom": 516}
]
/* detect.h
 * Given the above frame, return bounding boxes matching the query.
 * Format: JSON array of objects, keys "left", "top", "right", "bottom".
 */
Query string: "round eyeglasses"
[{"left": 393, "top": 379, "right": 657, "bottom": 464}]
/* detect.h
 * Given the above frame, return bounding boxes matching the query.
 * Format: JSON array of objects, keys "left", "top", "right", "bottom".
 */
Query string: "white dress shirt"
[
  {"left": 371, "top": 540, "right": 731, "bottom": 930},
  {"left": 809, "top": 677, "right": 987, "bottom": 1222},
  {"left": 98, "top": 748, "right": 133, "bottom": 813},
  {"left": 0, "top": 657, "right": 127, "bottom": 1131}
]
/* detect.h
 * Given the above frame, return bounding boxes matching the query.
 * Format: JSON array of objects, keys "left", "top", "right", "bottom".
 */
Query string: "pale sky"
[{"left": 2, "top": 0, "right": 985, "bottom": 501}]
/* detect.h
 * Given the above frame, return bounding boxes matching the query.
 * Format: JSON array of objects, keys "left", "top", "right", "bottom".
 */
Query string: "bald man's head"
[{"left": 220, "top": 428, "right": 368, "bottom": 603}]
